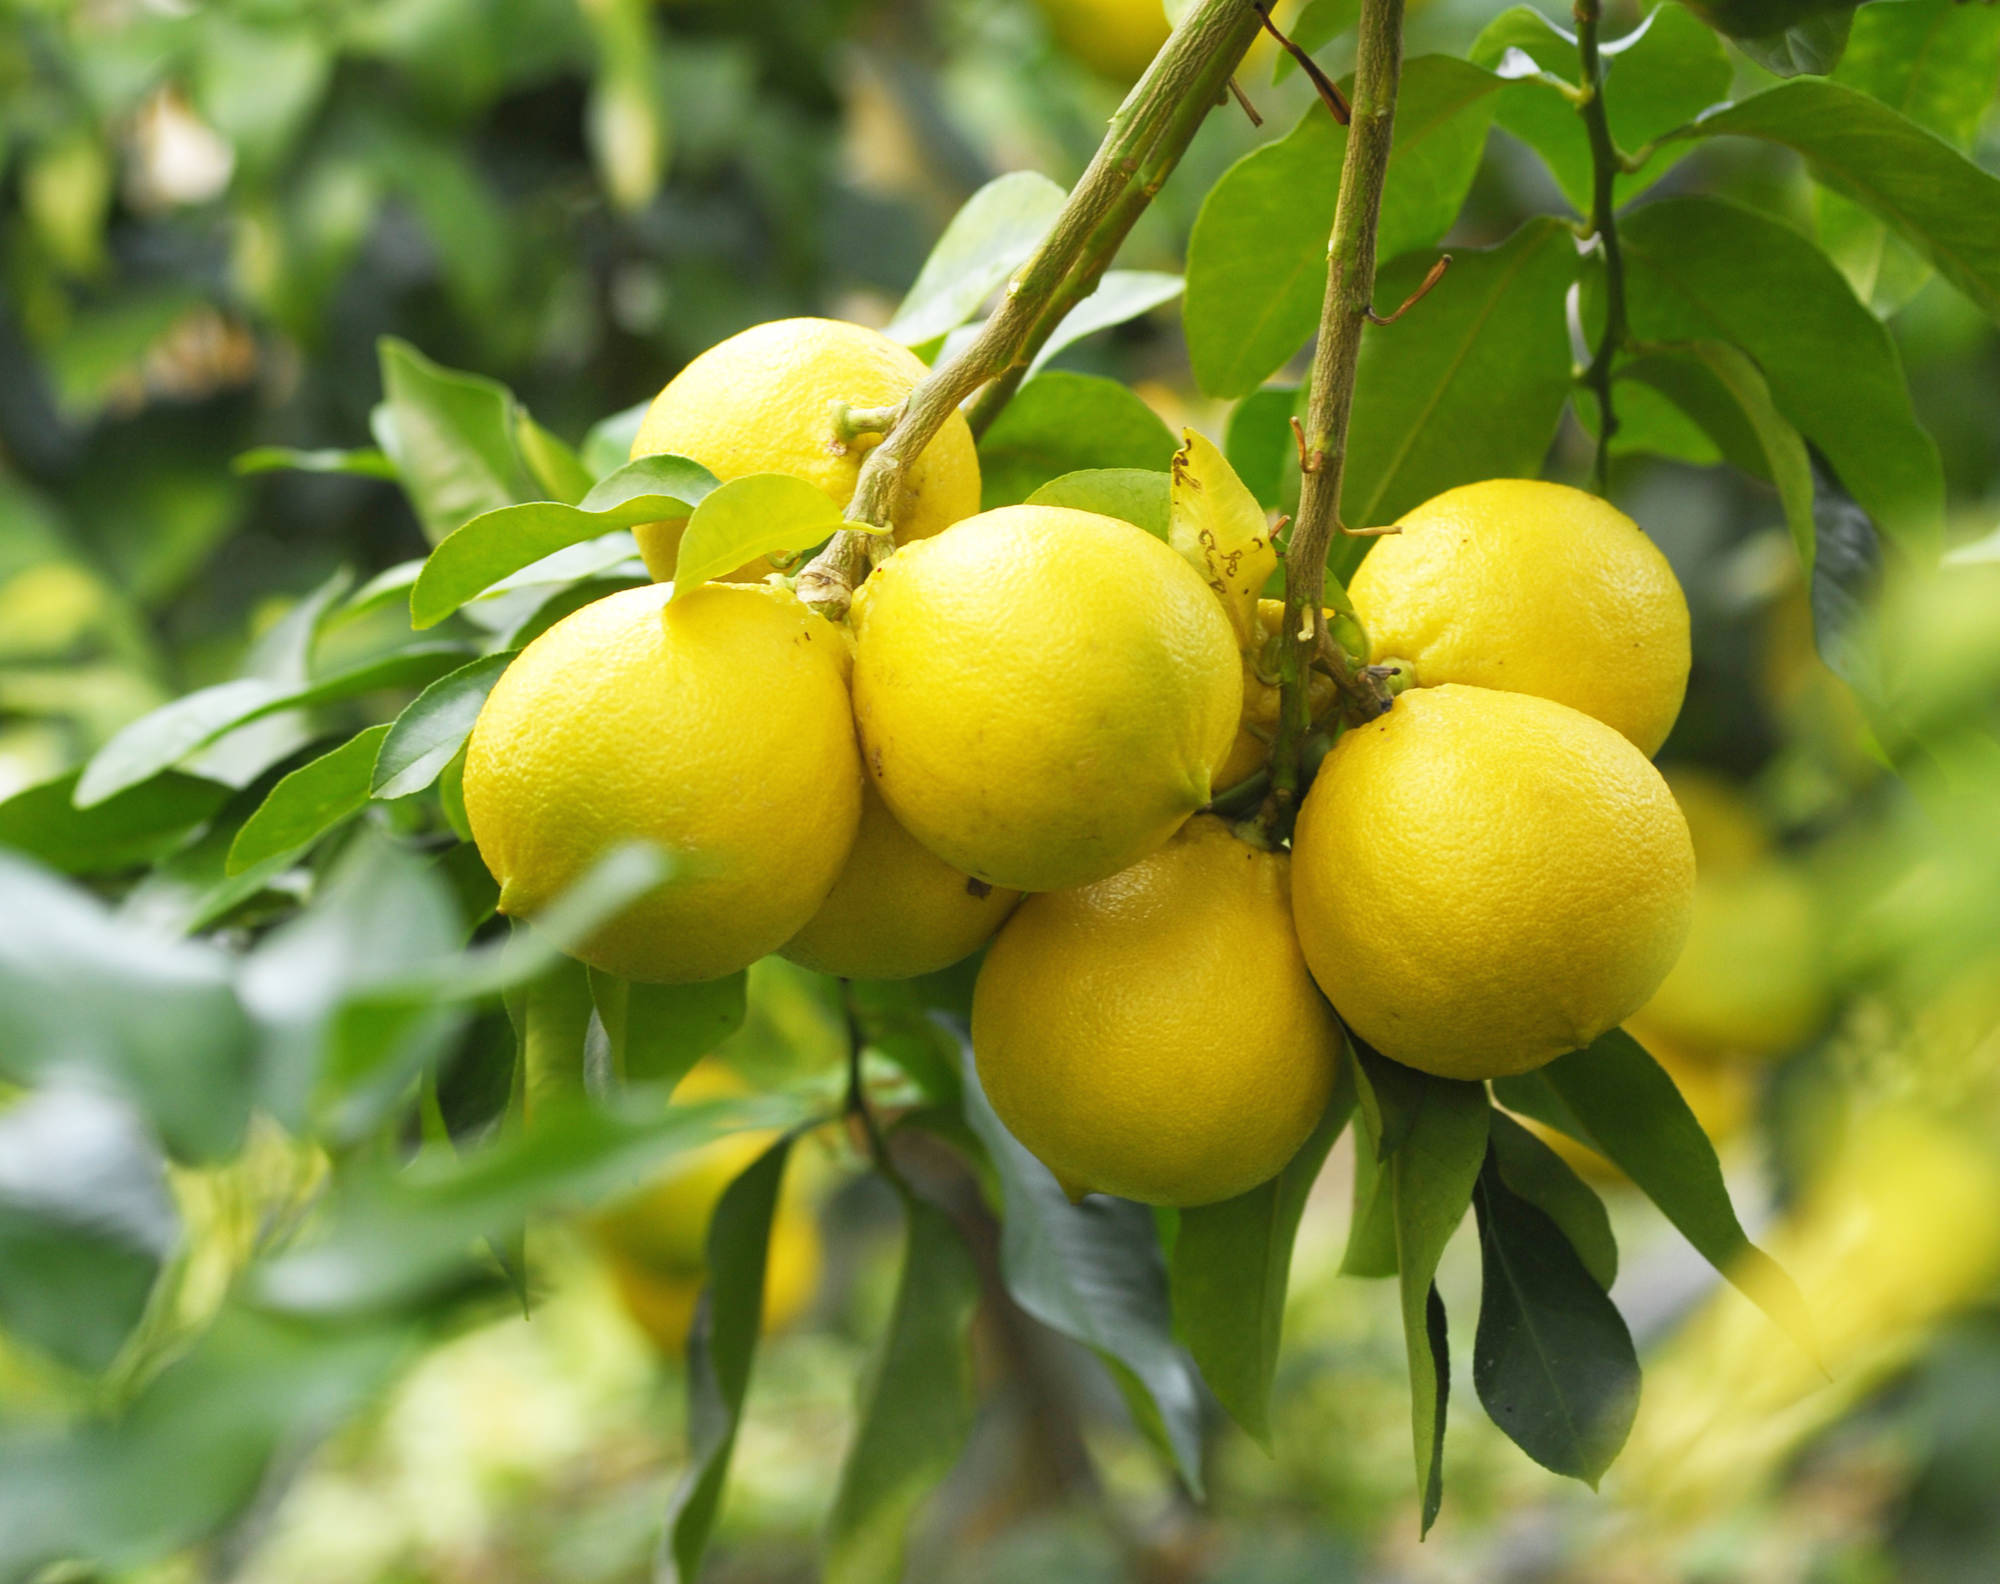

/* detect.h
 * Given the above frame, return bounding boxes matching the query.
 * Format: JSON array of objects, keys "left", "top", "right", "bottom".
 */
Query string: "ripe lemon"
[
  {"left": 1292, "top": 684, "right": 1694, "bottom": 1078},
  {"left": 595, "top": 1062, "right": 821, "bottom": 1348},
  {"left": 971, "top": 815, "right": 1342, "bottom": 1206},
  {"left": 850, "top": 504, "right": 1241, "bottom": 893},
  {"left": 782, "top": 780, "right": 1021, "bottom": 980},
  {"left": 1349, "top": 480, "right": 1690, "bottom": 755},
  {"left": 629, "top": 317, "right": 980, "bottom": 581},
  {"left": 463, "top": 582, "right": 861, "bottom": 983}
]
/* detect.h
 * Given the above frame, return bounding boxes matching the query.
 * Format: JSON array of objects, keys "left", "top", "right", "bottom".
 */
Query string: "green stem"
[
  {"left": 1260, "top": 0, "right": 1406, "bottom": 837},
  {"left": 796, "top": 0, "right": 1264, "bottom": 619},
  {"left": 1575, "top": 0, "right": 1627, "bottom": 496}
]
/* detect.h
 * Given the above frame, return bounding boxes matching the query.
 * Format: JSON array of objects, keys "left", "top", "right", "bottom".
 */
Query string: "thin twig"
[
  {"left": 1258, "top": 0, "right": 1407, "bottom": 839},
  {"left": 1227, "top": 74, "right": 1263, "bottom": 126},
  {"left": 1575, "top": 0, "right": 1627, "bottom": 495},
  {"left": 1366, "top": 253, "right": 1450, "bottom": 324},
  {"left": 840, "top": 985, "right": 904, "bottom": 1192},
  {"left": 797, "top": 0, "right": 1265, "bottom": 618},
  {"left": 1254, "top": 0, "right": 1351, "bottom": 124}
]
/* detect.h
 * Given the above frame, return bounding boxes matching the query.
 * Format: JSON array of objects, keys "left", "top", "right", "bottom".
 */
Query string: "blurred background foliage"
[{"left": 3, "top": 0, "right": 2000, "bottom": 1581}]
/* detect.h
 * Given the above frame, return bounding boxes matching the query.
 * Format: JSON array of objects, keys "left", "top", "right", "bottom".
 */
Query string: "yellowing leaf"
[{"left": 1169, "top": 429, "right": 1277, "bottom": 647}]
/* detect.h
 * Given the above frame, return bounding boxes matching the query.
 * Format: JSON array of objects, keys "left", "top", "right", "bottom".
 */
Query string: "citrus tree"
[{"left": 3, "top": 0, "right": 1997, "bottom": 1577}]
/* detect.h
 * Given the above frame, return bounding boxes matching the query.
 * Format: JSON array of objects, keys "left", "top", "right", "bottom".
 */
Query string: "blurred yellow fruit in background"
[
  {"left": 851, "top": 504, "right": 1241, "bottom": 893},
  {"left": 463, "top": 582, "right": 861, "bottom": 982},
  {"left": 782, "top": 779, "right": 1022, "bottom": 980},
  {"left": 1349, "top": 479, "right": 1691, "bottom": 756},
  {"left": 972, "top": 815, "right": 1340, "bottom": 1206},
  {"left": 629, "top": 317, "right": 981, "bottom": 581},
  {"left": 1032, "top": 0, "right": 1170, "bottom": 80},
  {"left": 1292, "top": 684, "right": 1694, "bottom": 1078}
]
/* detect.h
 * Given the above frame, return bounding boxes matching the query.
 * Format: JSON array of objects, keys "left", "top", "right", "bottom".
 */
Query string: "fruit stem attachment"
[
  {"left": 794, "top": 0, "right": 1265, "bottom": 621},
  {"left": 1259, "top": 0, "right": 1407, "bottom": 840},
  {"left": 1575, "top": 0, "right": 1628, "bottom": 496}
]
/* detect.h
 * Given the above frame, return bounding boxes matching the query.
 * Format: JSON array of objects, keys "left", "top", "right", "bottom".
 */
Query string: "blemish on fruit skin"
[{"left": 965, "top": 877, "right": 994, "bottom": 899}]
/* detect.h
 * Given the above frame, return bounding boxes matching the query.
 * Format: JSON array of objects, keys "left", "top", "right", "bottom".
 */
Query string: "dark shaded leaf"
[
  {"left": 1172, "top": 1072, "right": 1353, "bottom": 1446},
  {"left": 1472, "top": 1155, "right": 1639, "bottom": 1487},
  {"left": 0, "top": 770, "right": 229, "bottom": 876},
  {"left": 976, "top": 372, "right": 1178, "bottom": 507},
  {"left": 1805, "top": 448, "right": 1885, "bottom": 698},
  {"left": 824, "top": 1193, "right": 981, "bottom": 1584},
  {"left": 588, "top": 968, "right": 747, "bottom": 1088},
  {"left": 1224, "top": 386, "right": 1300, "bottom": 510},
  {"left": 1729, "top": 9, "right": 1853, "bottom": 78},
  {"left": 1487, "top": 1111, "right": 1616, "bottom": 1290}
]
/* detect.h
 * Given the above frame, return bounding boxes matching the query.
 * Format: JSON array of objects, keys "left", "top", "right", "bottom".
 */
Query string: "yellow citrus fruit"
[
  {"left": 851, "top": 504, "right": 1241, "bottom": 893},
  {"left": 971, "top": 815, "right": 1342, "bottom": 1206},
  {"left": 1664, "top": 767, "right": 1772, "bottom": 875},
  {"left": 1349, "top": 479, "right": 1691, "bottom": 756},
  {"left": 782, "top": 779, "right": 1022, "bottom": 980},
  {"left": 594, "top": 1063, "right": 821, "bottom": 1350},
  {"left": 463, "top": 582, "right": 861, "bottom": 982},
  {"left": 628, "top": 317, "right": 980, "bottom": 581},
  {"left": 1292, "top": 684, "right": 1695, "bottom": 1079},
  {"left": 1032, "top": 0, "right": 1169, "bottom": 80}
]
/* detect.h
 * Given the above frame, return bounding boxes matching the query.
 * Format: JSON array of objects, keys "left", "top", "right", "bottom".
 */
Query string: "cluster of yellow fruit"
[{"left": 463, "top": 316, "right": 1701, "bottom": 1218}]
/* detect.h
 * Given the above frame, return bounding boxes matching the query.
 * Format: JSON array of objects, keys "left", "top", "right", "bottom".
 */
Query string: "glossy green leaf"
[
  {"left": 1341, "top": 1089, "right": 1398, "bottom": 1278},
  {"left": 1538, "top": 1028, "right": 1817, "bottom": 1357},
  {"left": 231, "top": 446, "right": 399, "bottom": 479},
  {"left": 76, "top": 645, "right": 468, "bottom": 808},
  {"left": 582, "top": 399, "right": 652, "bottom": 480},
  {"left": 1486, "top": 1111, "right": 1616, "bottom": 1291},
  {"left": 1171, "top": 1074, "right": 1352, "bottom": 1447},
  {"left": 372, "top": 652, "right": 516, "bottom": 799},
  {"left": 0, "top": 854, "right": 254, "bottom": 1163},
  {"left": 1386, "top": 1067, "right": 1489, "bottom": 1534},
  {"left": 371, "top": 338, "right": 536, "bottom": 544},
  {"left": 1729, "top": 9, "right": 1854, "bottom": 78},
  {"left": 1024, "top": 468, "right": 1172, "bottom": 538},
  {"left": 887, "top": 170, "right": 1067, "bottom": 346},
  {"left": 226, "top": 725, "right": 391, "bottom": 875},
  {"left": 515, "top": 411, "right": 594, "bottom": 504},
  {"left": 1471, "top": 1154, "right": 1639, "bottom": 1487},
  {"left": 661, "top": 1137, "right": 795, "bottom": 1583},
  {"left": 1616, "top": 197, "right": 1942, "bottom": 557},
  {"left": 1805, "top": 451, "right": 1886, "bottom": 697},
  {"left": 1340, "top": 217, "right": 1578, "bottom": 554},
  {"left": 0, "top": 1088, "right": 178, "bottom": 1373},
  {"left": 1272, "top": 0, "right": 1357, "bottom": 83},
  {"left": 0, "top": 769, "right": 229, "bottom": 876},
  {"left": 588, "top": 968, "right": 747, "bottom": 1088},
  {"left": 669, "top": 472, "right": 849, "bottom": 597},
  {"left": 1619, "top": 340, "right": 1815, "bottom": 570},
  {"left": 1836, "top": 0, "right": 2000, "bottom": 146},
  {"left": 1224, "top": 386, "right": 1300, "bottom": 510},
  {"left": 1028, "top": 270, "right": 1184, "bottom": 374},
  {"left": 1184, "top": 57, "right": 1502, "bottom": 399},
  {"left": 824, "top": 1193, "right": 980, "bottom": 1584},
  {"left": 977, "top": 372, "right": 1177, "bottom": 507},
  {"left": 959, "top": 1045, "right": 1206, "bottom": 1491},
  {"left": 409, "top": 453, "right": 718, "bottom": 628},
  {"left": 1673, "top": 81, "right": 2000, "bottom": 326}
]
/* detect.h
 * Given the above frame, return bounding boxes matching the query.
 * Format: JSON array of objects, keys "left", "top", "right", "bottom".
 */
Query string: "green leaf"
[
  {"left": 1027, "top": 270, "right": 1184, "bottom": 375},
  {"left": 372, "top": 338, "right": 537, "bottom": 544},
  {"left": 1836, "top": 0, "right": 2000, "bottom": 146},
  {"left": 959, "top": 1045, "right": 1206, "bottom": 1491},
  {"left": 1272, "top": 0, "right": 1357, "bottom": 83},
  {"left": 1224, "top": 386, "right": 1301, "bottom": 510},
  {"left": 977, "top": 372, "right": 1177, "bottom": 508},
  {"left": 0, "top": 853, "right": 254, "bottom": 1163},
  {"left": 231, "top": 446, "right": 399, "bottom": 480},
  {"left": 1619, "top": 340, "right": 1815, "bottom": 571},
  {"left": 1341, "top": 1091, "right": 1399, "bottom": 1278},
  {"left": 409, "top": 453, "right": 718, "bottom": 628},
  {"left": 1804, "top": 450, "right": 1886, "bottom": 697},
  {"left": 1671, "top": 80, "right": 2000, "bottom": 326},
  {"left": 226, "top": 725, "right": 391, "bottom": 876},
  {"left": 1375, "top": 1053, "right": 1489, "bottom": 1533},
  {"left": 661, "top": 1136, "right": 796, "bottom": 1584},
  {"left": 1477, "top": 5, "right": 1731, "bottom": 213},
  {"left": 252, "top": 1089, "right": 802, "bottom": 1317},
  {"left": 582, "top": 399, "right": 653, "bottom": 481},
  {"left": 1471, "top": 1153, "right": 1639, "bottom": 1488},
  {"left": 1615, "top": 196, "right": 1942, "bottom": 557},
  {"left": 887, "top": 170, "right": 1067, "bottom": 347},
  {"left": 1024, "top": 469, "right": 1172, "bottom": 538},
  {"left": 1729, "top": 9, "right": 1854, "bottom": 78},
  {"left": 1340, "top": 217, "right": 1578, "bottom": 553},
  {"left": 1171, "top": 1075, "right": 1353, "bottom": 1447},
  {"left": 372, "top": 652, "right": 516, "bottom": 799},
  {"left": 824, "top": 1194, "right": 981, "bottom": 1584},
  {"left": 0, "top": 769, "right": 230, "bottom": 876},
  {"left": 668, "top": 472, "right": 849, "bottom": 597},
  {"left": 1486, "top": 1111, "right": 1617, "bottom": 1291},
  {"left": 588, "top": 968, "right": 747, "bottom": 1088},
  {"left": 1537, "top": 1028, "right": 1818, "bottom": 1357},
  {"left": 1184, "top": 57, "right": 1502, "bottom": 399},
  {"left": 515, "top": 411, "right": 594, "bottom": 504},
  {"left": 0, "top": 1088, "right": 178, "bottom": 1373}
]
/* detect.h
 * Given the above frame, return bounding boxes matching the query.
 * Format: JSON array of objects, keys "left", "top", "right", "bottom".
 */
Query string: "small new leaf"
[
  {"left": 1169, "top": 429, "right": 1279, "bottom": 647},
  {"left": 668, "top": 473, "right": 850, "bottom": 598},
  {"left": 227, "top": 725, "right": 391, "bottom": 875}
]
